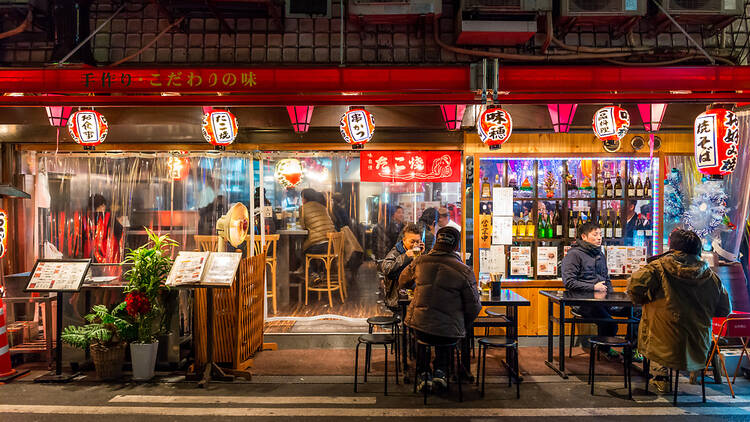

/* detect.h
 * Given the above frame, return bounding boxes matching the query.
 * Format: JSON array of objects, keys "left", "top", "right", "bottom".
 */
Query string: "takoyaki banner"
[{"left": 359, "top": 151, "right": 462, "bottom": 183}]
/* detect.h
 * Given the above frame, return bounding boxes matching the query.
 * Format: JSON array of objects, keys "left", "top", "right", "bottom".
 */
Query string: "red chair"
[{"left": 705, "top": 312, "right": 750, "bottom": 398}]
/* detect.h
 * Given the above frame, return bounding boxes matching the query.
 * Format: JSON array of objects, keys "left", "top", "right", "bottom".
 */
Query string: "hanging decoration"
[
  {"left": 201, "top": 109, "right": 238, "bottom": 150},
  {"left": 67, "top": 110, "right": 108, "bottom": 150},
  {"left": 637, "top": 103, "right": 668, "bottom": 132},
  {"left": 694, "top": 108, "right": 739, "bottom": 178},
  {"left": 477, "top": 107, "right": 512, "bottom": 150},
  {"left": 664, "top": 168, "right": 685, "bottom": 224},
  {"left": 439, "top": 104, "right": 467, "bottom": 131},
  {"left": 0, "top": 208, "right": 6, "bottom": 259},
  {"left": 520, "top": 177, "right": 533, "bottom": 191},
  {"left": 542, "top": 170, "right": 557, "bottom": 198},
  {"left": 274, "top": 158, "right": 304, "bottom": 188},
  {"left": 340, "top": 107, "right": 375, "bottom": 149},
  {"left": 547, "top": 104, "right": 577, "bottom": 133},
  {"left": 683, "top": 179, "right": 729, "bottom": 250},
  {"left": 287, "top": 106, "right": 314, "bottom": 133},
  {"left": 592, "top": 106, "right": 630, "bottom": 150}
]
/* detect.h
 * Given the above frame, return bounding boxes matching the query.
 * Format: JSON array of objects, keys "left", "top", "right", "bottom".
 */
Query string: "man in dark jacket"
[
  {"left": 417, "top": 208, "right": 438, "bottom": 252},
  {"left": 399, "top": 227, "right": 481, "bottom": 393},
  {"left": 561, "top": 221, "right": 623, "bottom": 358},
  {"left": 628, "top": 229, "right": 731, "bottom": 393},
  {"left": 380, "top": 223, "right": 423, "bottom": 311}
]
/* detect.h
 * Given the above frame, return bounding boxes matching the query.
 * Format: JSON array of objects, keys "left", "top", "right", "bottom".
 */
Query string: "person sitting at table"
[
  {"left": 627, "top": 229, "right": 730, "bottom": 394},
  {"left": 399, "top": 227, "right": 481, "bottom": 394},
  {"left": 380, "top": 223, "right": 424, "bottom": 313},
  {"left": 299, "top": 188, "right": 336, "bottom": 284},
  {"left": 561, "top": 221, "right": 624, "bottom": 360}
]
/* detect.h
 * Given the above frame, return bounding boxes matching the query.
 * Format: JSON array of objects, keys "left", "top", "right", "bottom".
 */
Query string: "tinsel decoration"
[
  {"left": 663, "top": 168, "right": 684, "bottom": 223},
  {"left": 683, "top": 179, "right": 729, "bottom": 248},
  {"left": 543, "top": 170, "right": 557, "bottom": 198}
]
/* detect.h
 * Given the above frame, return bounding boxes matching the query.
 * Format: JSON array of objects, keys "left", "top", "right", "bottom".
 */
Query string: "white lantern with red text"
[
  {"left": 202, "top": 109, "right": 238, "bottom": 150},
  {"left": 0, "top": 208, "right": 7, "bottom": 259},
  {"left": 68, "top": 110, "right": 108, "bottom": 149},
  {"left": 340, "top": 108, "right": 375, "bottom": 149},
  {"left": 592, "top": 106, "right": 630, "bottom": 142},
  {"left": 694, "top": 108, "right": 740, "bottom": 178},
  {"left": 275, "top": 158, "right": 304, "bottom": 188},
  {"left": 477, "top": 107, "right": 512, "bottom": 150}
]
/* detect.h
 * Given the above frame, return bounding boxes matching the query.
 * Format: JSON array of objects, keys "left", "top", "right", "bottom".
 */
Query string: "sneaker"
[
  {"left": 432, "top": 370, "right": 448, "bottom": 393},
  {"left": 602, "top": 349, "right": 621, "bottom": 362},
  {"left": 631, "top": 350, "right": 644, "bottom": 363},
  {"left": 417, "top": 372, "right": 433, "bottom": 394},
  {"left": 649, "top": 376, "right": 670, "bottom": 394}
]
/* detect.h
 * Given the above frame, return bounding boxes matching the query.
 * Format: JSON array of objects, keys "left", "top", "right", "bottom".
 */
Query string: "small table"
[
  {"left": 399, "top": 289, "right": 531, "bottom": 383},
  {"left": 540, "top": 290, "right": 639, "bottom": 379},
  {"left": 276, "top": 229, "right": 308, "bottom": 308}
]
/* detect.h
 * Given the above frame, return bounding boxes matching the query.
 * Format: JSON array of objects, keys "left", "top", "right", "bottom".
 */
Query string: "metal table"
[
  {"left": 540, "top": 290, "right": 639, "bottom": 379},
  {"left": 276, "top": 229, "right": 308, "bottom": 308}
]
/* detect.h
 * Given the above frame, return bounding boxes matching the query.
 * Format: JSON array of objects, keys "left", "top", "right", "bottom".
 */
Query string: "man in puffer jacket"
[
  {"left": 628, "top": 229, "right": 731, "bottom": 393},
  {"left": 399, "top": 227, "right": 481, "bottom": 394},
  {"left": 380, "top": 223, "right": 423, "bottom": 311}
]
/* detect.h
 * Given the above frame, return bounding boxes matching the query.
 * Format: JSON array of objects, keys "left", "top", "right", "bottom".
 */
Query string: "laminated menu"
[
  {"left": 606, "top": 246, "right": 647, "bottom": 275},
  {"left": 536, "top": 246, "right": 558, "bottom": 276},
  {"left": 166, "top": 251, "right": 242, "bottom": 288},
  {"left": 510, "top": 246, "right": 532, "bottom": 277},
  {"left": 26, "top": 259, "right": 91, "bottom": 292}
]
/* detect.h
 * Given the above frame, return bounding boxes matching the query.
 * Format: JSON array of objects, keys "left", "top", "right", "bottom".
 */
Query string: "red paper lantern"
[
  {"left": 440, "top": 104, "right": 467, "bottom": 131},
  {"left": 67, "top": 110, "right": 108, "bottom": 149},
  {"left": 340, "top": 108, "right": 375, "bottom": 149},
  {"left": 592, "top": 106, "right": 630, "bottom": 142},
  {"left": 275, "top": 158, "right": 304, "bottom": 188},
  {"left": 547, "top": 104, "right": 577, "bottom": 133},
  {"left": 287, "top": 106, "right": 314, "bottom": 133},
  {"left": 202, "top": 109, "right": 238, "bottom": 149},
  {"left": 694, "top": 108, "right": 740, "bottom": 178},
  {"left": 477, "top": 107, "right": 512, "bottom": 150}
]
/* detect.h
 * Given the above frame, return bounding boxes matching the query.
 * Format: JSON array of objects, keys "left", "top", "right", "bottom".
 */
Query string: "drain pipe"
[
  {"left": 57, "top": 2, "right": 127, "bottom": 66},
  {"left": 650, "top": 0, "right": 715, "bottom": 65},
  {"left": 340, "top": 0, "right": 345, "bottom": 66}
]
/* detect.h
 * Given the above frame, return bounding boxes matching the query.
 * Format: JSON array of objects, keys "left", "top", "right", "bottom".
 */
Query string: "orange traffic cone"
[{"left": 0, "top": 296, "right": 29, "bottom": 382}]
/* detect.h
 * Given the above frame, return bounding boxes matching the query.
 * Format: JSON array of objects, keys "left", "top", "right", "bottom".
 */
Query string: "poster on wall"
[
  {"left": 25, "top": 259, "right": 91, "bottom": 292},
  {"left": 360, "top": 151, "right": 462, "bottom": 183},
  {"left": 480, "top": 246, "right": 505, "bottom": 276},
  {"left": 492, "top": 187, "right": 513, "bottom": 216},
  {"left": 536, "top": 247, "right": 558, "bottom": 276},
  {"left": 492, "top": 216, "right": 513, "bottom": 245},
  {"left": 478, "top": 214, "right": 492, "bottom": 249},
  {"left": 510, "top": 246, "right": 532, "bottom": 276}
]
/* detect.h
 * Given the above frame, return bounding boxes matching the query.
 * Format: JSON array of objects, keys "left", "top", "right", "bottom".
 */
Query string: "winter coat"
[
  {"left": 380, "top": 241, "right": 414, "bottom": 308},
  {"left": 627, "top": 251, "right": 731, "bottom": 371},
  {"left": 562, "top": 240, "right": 613, "bottom": 292},
  {"left": 398, "top": 249, "right": 482, "bottom": 339},
  {"left": 300, "top": 201, "right": 335, "bottom": 251}
]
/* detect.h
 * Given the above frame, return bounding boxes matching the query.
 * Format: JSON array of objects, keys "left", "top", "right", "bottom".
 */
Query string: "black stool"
[
  {"left": 366, "top": 315, "right": 400, "bottom": 372},
  {"left": 643, "top": 358, "right": 706, "bottom": 405},
  {"left": 412, "top": 339, "right": 463, "bottom": 404},
  {"left": 354, "top": 334, "right": 398, "bottom": 395},
  {"left": 569, "top": 309, "right": 585, "bottom": 357},
  {"left": 476, "top": 336, "right": 520, "bottom": 399},
  {"left": 587, "top": 336, "right": 632, "bottom": 399}
]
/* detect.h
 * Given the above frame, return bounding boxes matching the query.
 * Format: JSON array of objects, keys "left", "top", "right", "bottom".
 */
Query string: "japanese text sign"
[
  {"left": 360, "top": 151, "right": 461, "bottom": 183},
  {"left": 478, "top": 107, "right": 512, "bottom": 149},
  {"left": 340, "top": 108, "right": 375, "bottom": 148},
  {"left": 202, "top": 109, "right": 238, "bottom": 147},
  {"left": 695, "top": 108, "right": 740, "bottom": 177},
  {"left": 68, "top": 110, "right": 108, "bottom": 148},
  {"left": 592, "top": 106, "right": 630, "bottom": 142}
]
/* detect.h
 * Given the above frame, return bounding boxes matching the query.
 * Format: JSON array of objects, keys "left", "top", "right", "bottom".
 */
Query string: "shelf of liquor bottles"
[{"left": 476, "top": 157, "right": 659, "bottom": 279}]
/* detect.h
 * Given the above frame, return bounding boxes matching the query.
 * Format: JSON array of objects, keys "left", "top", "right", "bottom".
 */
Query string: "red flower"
[{"left": 125, "top": 291, "right": 151, "bottom": 317}]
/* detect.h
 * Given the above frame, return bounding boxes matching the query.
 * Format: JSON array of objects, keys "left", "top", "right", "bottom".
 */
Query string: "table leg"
[
  {"left": 276, "top": 235, "right": 290, "bottom": 308},
  {"left": 504, "top": 305, "right": 522, "bottom": 383},
  {"left": 547, "top": 298, "right": 553, "bottom": 362},
  {"left": 559, "top": 302, "right": 566, "bottom": 374},
  {"left": 544, "top": 299, "right": 568, "bottom": 379},
  {"left": 400, "top": 302, "right": 409, "bottom": 383}
]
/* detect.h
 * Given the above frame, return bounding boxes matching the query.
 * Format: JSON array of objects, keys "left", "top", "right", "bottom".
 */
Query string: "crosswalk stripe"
[
  {"left": 2, "top": 405, "right": 750, "bottom": 417},
  {"left": 632, "top": 395, "right": 750, "bottom": 404},
  {"left": 109, "top": 395, "right": 377, "bottom": 405}
]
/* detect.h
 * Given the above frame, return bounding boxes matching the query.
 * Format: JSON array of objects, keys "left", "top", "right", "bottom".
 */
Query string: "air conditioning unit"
[
  {"left": 348, "top": 0, "right": 441, "bottom": 24},
  {"left": 457, "top": 0, "right": 551, "bottom": 46},
  {"left": 651, "top": 0, "right": 742, "bottom": 28},
  {"left": 560, "top": 0, "right": 646, "bottom": 17},
  {"left": 286, "top": 0, "right": 331, "bottom": 18}
]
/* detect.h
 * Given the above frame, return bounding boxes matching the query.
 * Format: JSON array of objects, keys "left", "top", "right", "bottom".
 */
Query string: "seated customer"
[
  {"left": 561, "top": 221, "right": 625, "bottom": 360},
  {"left": 380, "top": 223, "right": 424, "bottom": 313},
  {"left": 417, "top": 207, "right": 439, "bottom": 252},
  {"left": 399, "top": 227, "right": 481, "bottom": 394},
  {"left": 628, "top": 229, "right": 730, "bottom": 393},
  {"left": 300, "top": 188, "right": 336, "bottom": 283}
]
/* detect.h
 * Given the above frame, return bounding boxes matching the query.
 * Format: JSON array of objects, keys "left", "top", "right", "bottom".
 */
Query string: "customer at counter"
[
  {"left": 380, "top": 223, "right": 424, "bottom": 312},
  {"left": 417, "top": 207, "right": 439, "bottom": 253},
  {"left": 300, "top": 188, "right": 336, "bottom": 283}
]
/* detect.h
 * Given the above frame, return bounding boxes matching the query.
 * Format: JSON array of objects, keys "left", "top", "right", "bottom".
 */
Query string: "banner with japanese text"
[{"left": 360, "top": 151, "right": 461, "bottom": 183}]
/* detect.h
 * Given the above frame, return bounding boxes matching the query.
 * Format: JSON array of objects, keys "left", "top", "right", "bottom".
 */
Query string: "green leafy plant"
[
  {"left": 123, "top": 228, "right": 178, "bottom": 343},
  {"left": 61, "top": 303, "right": 135, "bottom": 349}
]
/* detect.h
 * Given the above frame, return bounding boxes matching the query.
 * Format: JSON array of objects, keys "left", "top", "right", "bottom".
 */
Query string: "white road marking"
[
  {"left": 109, "top": 395, "right": 377, "bottom": 404},
  {"left": 633, "top": 395, "right": 750, "bottom": 404},
  {"left": 2, "top": 405, "right": 750, "bottom": 417}
]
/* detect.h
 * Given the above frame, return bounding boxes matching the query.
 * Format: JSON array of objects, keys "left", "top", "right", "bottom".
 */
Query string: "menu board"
[
  {"left": 606, "top": 246, "right": 647, "bottom": 275},
  {"left": 536, "top": 247, "right": 558, "bottom": 276},
  {"left": 492, "top": 187, "right": 513, "bottom": 216},
  {"left": 203, "top": 252, "right": 243, "bottom": 287},
  {"left": 480, "top": 245, "right": 505, "bottom": 275},
  {"left": 26, "top": 259, "right": 91, "bottom": 292},
  {"left": 492, "top": 216, "right": 513, "bottom": 245},
  {"left": 166, "top": 252, "right": 210, "bottom": 287},
  {"left": 166, "top": 251, "right": 242, "bottom": 288},
  {"left": 510, "top": 246, "right": 532, "bottom": 277}
]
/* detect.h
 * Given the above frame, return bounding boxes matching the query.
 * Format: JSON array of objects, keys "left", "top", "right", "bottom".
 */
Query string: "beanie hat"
[{"left": 434, "top": 227, "right": 460, "bottom": 252}]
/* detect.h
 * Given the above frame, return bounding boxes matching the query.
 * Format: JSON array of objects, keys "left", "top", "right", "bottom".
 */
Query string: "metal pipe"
[
  {"left": 57, "top": 3, "right": 127, "bottom": 66},
  {"left": 340, "top": 0, "right": 345, "bottom": 66},
  {"left": 650, "top": 0, "right": 715, "bottom": 65}
]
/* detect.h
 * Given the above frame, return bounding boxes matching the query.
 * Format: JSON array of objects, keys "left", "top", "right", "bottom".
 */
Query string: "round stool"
[
  {"left": 366, "top": 315, "right": 400, "bottom": 373},
  {"left": 413, "top": 338, "right": 463, "bottom": 404},
  {"left": 354, "top": 334, "right": 398, "bottom": 395},
  {"left": 476, "top": 336, "right": 520, "bottom": 399},
  {"left": 588, "top": 336, "right": 632, "bottom": 399}
]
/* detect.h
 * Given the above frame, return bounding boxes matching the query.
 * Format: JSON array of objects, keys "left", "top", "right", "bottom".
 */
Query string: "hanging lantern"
[
  {"left": 201, "top": 106, "right": 214, "bottom": 115},
  {"left": 275, "top": 158, "right": 304, "bottom": 188},
  {"left": 201, "top": 109, "right": 238, "bottom": 150},
  {"left": 44, "top": 94, "right": 73, "bottom": 127},
  {"left": 287, "top": 106, "right": 314, "bottom": 133},
  {"left": 340, "top": 107, "right": 375, "bottom": 149},
  {"left": 166, "top": 155, "right": 189, "bottom": 181},
  {"left": 694, "top": 108, "right": 739, "bottom": 178},
  {"left": 547, "top": 104, "right": 577, "bottom": 133},
  {"left": 477, "top": 107, "right": 512, "bottom": 150},
  {"left": 592, "top": 106, "right": 630, "bottom": 142},
  {"left": 67, "top": 110, "right": 108, "bottom": 150},
  {"left": 440, "top": 104, "right": 467, "bottom": 131},
  {"left": 0, "top": 208, "right": 6, "bottom": 259},
  {"left": 637, "top": 103, "right": 667, "bottom": 132}
]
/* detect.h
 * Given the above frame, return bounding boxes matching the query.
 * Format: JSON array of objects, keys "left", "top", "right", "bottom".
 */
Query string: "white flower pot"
[{"left": 130, "top": 340, "right": 159, "bottom": 381}]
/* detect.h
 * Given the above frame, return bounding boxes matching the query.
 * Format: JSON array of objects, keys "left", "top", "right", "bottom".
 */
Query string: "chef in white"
[{"left": 437, "top": 207, "right": 461, "bottom": 232}]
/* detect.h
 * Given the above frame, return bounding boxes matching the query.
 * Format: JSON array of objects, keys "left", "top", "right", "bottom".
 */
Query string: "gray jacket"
[
  {"left": 380, "top": 241, "right": 413, "bottom": 308},
  {"left": 562, "top": 241, "right": 613, "bottom": 292}
]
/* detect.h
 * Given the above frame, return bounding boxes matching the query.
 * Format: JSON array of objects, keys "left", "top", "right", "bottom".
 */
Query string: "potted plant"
[
  {"left": 123, "top": 228, "right": 177, "bottom": 381},
  {"left": 61, "top": 303, "right": 135, "bottom": 380}
]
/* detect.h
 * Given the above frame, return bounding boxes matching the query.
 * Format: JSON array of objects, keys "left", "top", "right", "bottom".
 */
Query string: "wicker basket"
[{"left": 90, "top": 342, "right": 126, "bottom": 380}]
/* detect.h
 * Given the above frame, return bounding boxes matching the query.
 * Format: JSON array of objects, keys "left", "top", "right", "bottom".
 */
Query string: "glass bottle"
[
  {"left": 635, "top": 174, "right": 644, "bottom": 198},
  {"left": 605, "top": 212, "right": 613, "bottom": 238},
  {"left": 596, "top": 173, "right": 605, "bottom": 198},
  {"left": 512, "top": 214, "right": 518, "bottom": 237},
  {"left": 614, "top": 212, "right": 623, "bottom": 238},
  {"left": 627, "top": 175, "right": 635, "bottom": 197},
  {"left": 645, "top": 213, "right": 653, "bottom": 237},
  {"left": 605, "top": 176, "right": 614, "bottom": 198},
  {"left": 525, "top": 214, "right": 535, "bottom": 238},
  {"left": 517, "top": 212, "right": 526, "bottom": 237},
  {"left": 481, "top": 177, "right": 491, "bottom": 200},
  {"left": 644, "top": 176, "right": 651, "bottom": 198},
  {"left": 614, "top": 172, "right": 623, "bottom": 197},
  {"left": 568, "top": 210, "right": 576, "bottom": 238},
  {"left": 555, "top": 209, "right": 563, "bottom": 237}
]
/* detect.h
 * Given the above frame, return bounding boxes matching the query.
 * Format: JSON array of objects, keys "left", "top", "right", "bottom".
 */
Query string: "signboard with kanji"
[
  {"left": 360, "top": 151, "right": 461, "bottom": 183},
  {"left": 592, "top": 106, "right": 630, "bottom": 142},
  {"left": 694, "top": 108, "right": 739, "bottom": 177}
]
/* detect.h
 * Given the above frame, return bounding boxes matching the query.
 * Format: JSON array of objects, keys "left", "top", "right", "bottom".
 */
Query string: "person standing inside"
[
  {"left": 561, "top": 221, "right": 623, "bottom": 360},
  {"left": 437, "top": 206, "right": 461, "bottom": 232},
  {"left": 380, "top": 223, "right": 424, "bottom": 312},
  {"left": 417, "top": 207, "right": 438, "bottom": 252},
  {"left": 628, "top": 229, "right": 730, "bottom": 393},
  {"left": 399, "top": 227, "right": 481, "bottom": 393},
  {"left": 385, "top": 205, "right": 405, "bottom": 251},
  {"left": 299, "top": 188, "right": 336, "bottom": 283}
]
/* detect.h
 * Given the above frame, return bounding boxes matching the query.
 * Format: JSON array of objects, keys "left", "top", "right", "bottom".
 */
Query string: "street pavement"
[{"left": 1, "top": 370, "right": 750, "bottom": 421}]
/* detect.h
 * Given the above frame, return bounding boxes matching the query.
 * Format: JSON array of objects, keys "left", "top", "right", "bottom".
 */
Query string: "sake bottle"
[
  {"left": 644, "top": 176, "right": 651, "bottom": 197},
  {"left": 596, "top": 174, "right": 605, "bottom": 198},
  {"left": 627, "top": 176, "right": 635, "bottom": 197},
  {"left": 605, "top": 213, "right": 613, "bottom": 238},
  {"left": 614, "top": 172, "right": 623, "bottom": 197},
  {"left": 512, "top": 214, "right": 518, "bottom": 237},
  {"left": 481, "top": 177, "right": 491, "bottom": 200},
  {"left": 555, "top": 210, "right": 563, "bottom": 237},
  {"left": 525, "top": 214, "right": 535, "bottom": 238},
  {"left": 614, "top": 212, "right": 623, "bottom": 238},
  {"left": 635, "top": 174, "right": 644, "bottom": 197},
  {"left": 568, "top": 210, "right": 576, "bottom": 238},
  {"left": 537, "top": 213, "right": 546, "bottom": 238},
  {"left": 644, "top": 213, "right": 653, "bottom": 237},
  {"left": 605, "top": 176, "right": 614, "bottom": 198}
]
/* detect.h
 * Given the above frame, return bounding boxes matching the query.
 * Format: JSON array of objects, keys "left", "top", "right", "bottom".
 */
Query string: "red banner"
[{"left": 360, "top": 151, "right": 461, "bottom": 183}]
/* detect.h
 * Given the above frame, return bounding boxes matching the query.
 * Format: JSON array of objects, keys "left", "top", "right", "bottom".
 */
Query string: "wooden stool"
[
  {"left": 476, "top": 336, "right": 520, "bottom": 399},
  {"left": 305, "top": 232, "right": 345, "bottom": 307},
  {"left": 249, "top": 234, "right": 280, "bottom": 314},
  {"left": 354, "top": 334, "right": 398, "bottom": 395},
  {"left": 588, "top": 336, "right": 632, "bottom": 399},
  {"left": 194, "top": 235, "right": 219, "bottom": 252}
]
